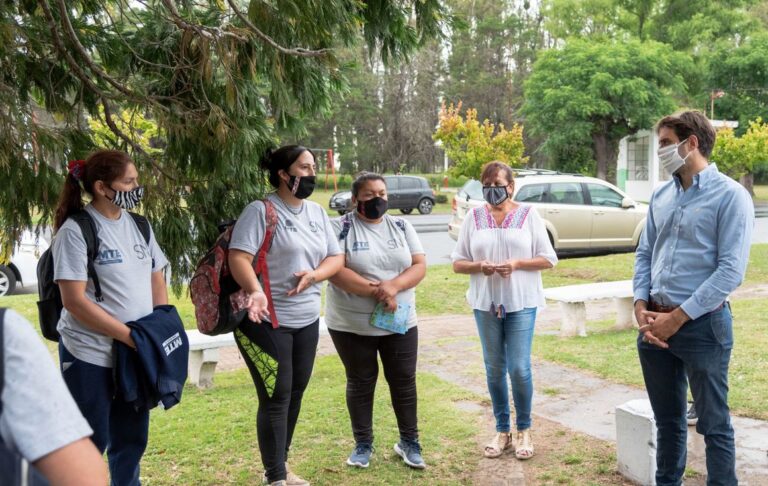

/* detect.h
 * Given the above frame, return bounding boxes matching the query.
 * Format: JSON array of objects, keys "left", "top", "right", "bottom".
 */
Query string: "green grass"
[
  {"left": 532, "top": 297, "right": 768, "bottom": 420},
  {"left": 744, "top": 243, "right": 768, "bottom": 284},
  {"left": 753, "top": 185, "right": 768, "bottom": 203},
  {"left": 415, "top": 253, "right": 638, "bottom": 316},
  {"left": 142, "top": 355, "right": 480, "bottom": 485}
]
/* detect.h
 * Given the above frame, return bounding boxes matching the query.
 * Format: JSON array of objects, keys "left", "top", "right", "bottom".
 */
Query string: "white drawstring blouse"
[{"left": 450, "top": 204, "right": 558, "bottom": 314}]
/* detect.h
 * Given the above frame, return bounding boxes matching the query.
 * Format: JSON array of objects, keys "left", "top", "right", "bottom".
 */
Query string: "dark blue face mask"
[{"left": 482, "top": 185, "right": 509, "bottom": 206}]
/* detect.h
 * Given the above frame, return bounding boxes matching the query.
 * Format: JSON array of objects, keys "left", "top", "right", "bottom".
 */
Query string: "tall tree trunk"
[
  {"left": 740, "top": 173, "right": 755, "bottom": 196},
  {"left": 592, "top": 133, "right": 618, "bottom": 183}
]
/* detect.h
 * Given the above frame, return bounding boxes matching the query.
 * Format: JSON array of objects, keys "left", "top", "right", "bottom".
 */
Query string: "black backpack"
[
  {"left": 36, "top": 211, "right": 151, "bottom": 341},
  {"left": 0, "top": 308, "right": 50, "bottom": 486}
]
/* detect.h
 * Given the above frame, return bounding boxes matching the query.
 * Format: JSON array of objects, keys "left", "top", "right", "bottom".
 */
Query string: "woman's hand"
[
  {"left": 369, "top": 279, "right": 399, "bottom": 302},
  {"left": 494, "top": 259, "right": 519, "bottom": 278},
  {"left": 287, "top": 270, "right": 317, "bottom": 296},
  {"left": 480, "top": 260, "right": 496, "bottom": 276},
  {"left": 115, "top": 325, "right": 137, "bottom": 350},
  {"left": 383, "top": 297, "right": 398, "bottom": 312},
  {"left": 246, "top": 291, "right": 270, "bottom": 323}
]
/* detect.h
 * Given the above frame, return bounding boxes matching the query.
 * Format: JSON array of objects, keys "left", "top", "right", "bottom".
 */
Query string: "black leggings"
[
  {"left": 328, "top": 327, "right": 419, "bottom": 445},
  {"left": 235, "top": 319, "right": 319, "bottom": 483}
]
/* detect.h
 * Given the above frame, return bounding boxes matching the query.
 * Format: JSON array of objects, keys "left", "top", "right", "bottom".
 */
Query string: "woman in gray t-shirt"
[
  {"left": 52, "top": 150, "right": 169, "bottom": 485},
  {"left": 325, "top": 172, "right": 427, "bottom": 470},
  {"left": 228, "top": 145, "right": 343, "bottom": 486}
]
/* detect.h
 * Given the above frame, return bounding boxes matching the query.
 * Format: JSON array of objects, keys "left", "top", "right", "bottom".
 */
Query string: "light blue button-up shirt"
[{"left": 633, "top": 164, "right": 754, "bottom": 320}]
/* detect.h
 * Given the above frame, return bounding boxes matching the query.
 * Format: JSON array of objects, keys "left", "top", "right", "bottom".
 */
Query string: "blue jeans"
[
  {"left": 60, "top": 344, "right": 149, "bottom": 486},
  {"left": 473, "top": 308, "right": 536, "bottom": 432},
  {"left": 638, "top": 305, "right": 736, "bottom": 486}
]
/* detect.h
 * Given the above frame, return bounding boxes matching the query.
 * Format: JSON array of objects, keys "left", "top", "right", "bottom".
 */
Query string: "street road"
[{"left": 404, "top": 214, "right": 768, "bottom": 267}]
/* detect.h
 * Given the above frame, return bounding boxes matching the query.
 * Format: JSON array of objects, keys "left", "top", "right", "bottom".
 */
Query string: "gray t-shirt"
[
  {"left": 325, "top": 212, "right": 425, "bottom": 336},
  {"left": 0, "top": 310, "right": 93, "bottom": 462},
  {"left": 229, "top": 194, "right": 342, "bottom": 328},
  {"left": 53, "top": 204, "right": 168, "bottom": 367}
]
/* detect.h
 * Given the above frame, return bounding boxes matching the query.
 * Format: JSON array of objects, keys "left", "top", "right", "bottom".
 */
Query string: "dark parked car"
[{"left": 329, "top": 175, "right": 436, "bottom": 215}]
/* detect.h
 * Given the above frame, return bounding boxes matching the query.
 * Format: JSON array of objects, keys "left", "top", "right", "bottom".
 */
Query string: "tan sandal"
[
  {"left": 514, "top": 430, "right": 534, "bottom": 460},
  {"left": 483, "top": 432, "right": 512, "bottom": 458}
]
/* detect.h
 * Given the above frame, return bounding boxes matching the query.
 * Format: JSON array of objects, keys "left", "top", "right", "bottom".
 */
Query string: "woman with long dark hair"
[
  {"left": 53, "top": 149, "right": 168, "bottom": 485},
  {"left": 228, "top": 145, "right": 344, "bottom": 486}
]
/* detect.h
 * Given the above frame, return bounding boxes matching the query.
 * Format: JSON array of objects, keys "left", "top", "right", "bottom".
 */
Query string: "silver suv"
[{"left": 448, "top": 172, "right": 648, "bottom": 251}]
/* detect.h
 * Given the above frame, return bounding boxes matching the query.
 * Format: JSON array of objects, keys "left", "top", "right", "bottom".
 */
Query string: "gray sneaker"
[
  {"left": 687, "top": 402, "right": 698, "bottom": 426},
  {"left": 262, "top": 464, "right": 309, "bottom": 486},
  {"left": 346, "top": 443, "right": 373, "bottom": 468},
  {"left": 394, "top": 439, "right": 426, "bottom": 469},
  {"left": 262, "top": 480, "right": 286, "bottom": 486}
]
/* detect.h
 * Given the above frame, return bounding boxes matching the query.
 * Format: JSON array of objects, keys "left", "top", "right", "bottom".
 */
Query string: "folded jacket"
[{"left": 115, "top": 305, "right": 189, "bottom": 411}]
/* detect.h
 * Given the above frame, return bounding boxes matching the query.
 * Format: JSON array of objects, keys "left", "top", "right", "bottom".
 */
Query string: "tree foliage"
[
  {"left": 0, "top": 0, "right": 446, "bottom": 285},
  {"left": 522, "top": 39, "right": 691, "bottom": 181},
  {"left": 433, "top": 102, "right": 527, "bottom": 179},
  {"left": 706, "top": 32, "right": 768, "bottom": 135},
  {"left": 712, "top": 118, "right": 768, "bottom": 180},
  {"left": 300, "top": 0, "right": 546, "bottom": 175},
  {"left": 299, "top": 40, "right": 445, "bottom": 175}
]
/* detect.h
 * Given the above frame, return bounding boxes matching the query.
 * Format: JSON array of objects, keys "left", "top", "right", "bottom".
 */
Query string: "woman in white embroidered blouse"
[{"left": 451, "top": 161, "right": 558, "bottom": 461}]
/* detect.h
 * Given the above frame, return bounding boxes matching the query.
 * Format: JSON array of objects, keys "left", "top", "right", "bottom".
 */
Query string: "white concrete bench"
[
  {"left": 544, "top": 280, "right": 636, "bottom": 337},
  {"left": 186, "top": 330, "right": 236, "bottom": 389},
  {"left": 185, "top": 317, "right": 328, "bottom": 388}
]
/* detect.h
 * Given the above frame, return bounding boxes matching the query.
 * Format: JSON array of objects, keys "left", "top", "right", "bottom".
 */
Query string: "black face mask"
[
  {"left": 287, "top": 175, "right": 316, "bottom": 199},
  {"left": 357, "top": 197, "right": 388, "bottom": 219},
  {"left": 482, "top": 186, "right": 509, "bottom": 206}
]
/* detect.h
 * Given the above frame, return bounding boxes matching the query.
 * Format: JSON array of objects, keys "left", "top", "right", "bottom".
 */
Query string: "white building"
[{"left": 616, "top": 120, "right": 738, "bottom": 202}]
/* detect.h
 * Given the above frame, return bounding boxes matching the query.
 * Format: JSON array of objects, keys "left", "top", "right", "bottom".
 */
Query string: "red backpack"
[{"left": 190, "top": 200, "right": 279, "bottom": 335}]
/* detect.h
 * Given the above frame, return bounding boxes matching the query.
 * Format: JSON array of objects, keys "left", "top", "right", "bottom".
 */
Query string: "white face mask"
[{"left": 658, "top": 138, "right": 691, "bottom": 175}]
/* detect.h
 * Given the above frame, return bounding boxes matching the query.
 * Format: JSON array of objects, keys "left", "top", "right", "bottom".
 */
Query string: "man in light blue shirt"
[{"left": 633, "top": 110, "right": 754, "bottom": 486}]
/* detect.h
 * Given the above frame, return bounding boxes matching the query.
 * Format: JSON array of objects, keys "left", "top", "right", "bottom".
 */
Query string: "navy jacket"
[{"left": 115, "top": 305, "right": 189, "bottom": 411}]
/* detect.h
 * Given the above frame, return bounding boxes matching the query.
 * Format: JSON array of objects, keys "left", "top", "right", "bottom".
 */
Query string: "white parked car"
[
  {"left": 448, "top": 172, "right": 648, "bottom": 252},
  {"left": 0, "top": 231, "right": 49, "bottom": 296}
]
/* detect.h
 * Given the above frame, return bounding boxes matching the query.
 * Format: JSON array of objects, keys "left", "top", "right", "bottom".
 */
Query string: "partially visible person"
[
  {"left": 325, "top": 172, "right": 427, "bottom": 470},
  {"left": 229, "top": 145, "right": 344, "bottom": 486},
  {"left": 451, "top": 161, "right": 557, "bottom": 461},
  {"left": 634, "top": 110, "right": 753, "bottom": 486},
  {"left": 1, "top": 308, "right": 107, "bottom": 486},
  {"left": 687, "top": 400, "right": 698, "bottom": 426},
  {"left": 53, "top": 150, "right": 169, "bottom": 485}
]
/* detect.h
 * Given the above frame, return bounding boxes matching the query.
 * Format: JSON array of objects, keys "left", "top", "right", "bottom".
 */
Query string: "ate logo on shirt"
[
  {"left": 283, "top": 220, "right": 298, "bottom": 233},
  {"left": 352, "top": 241, "right": 370, "bottom": 251},
  {"left": 96, "top": 248, "right": 123, "bottom": 265}
]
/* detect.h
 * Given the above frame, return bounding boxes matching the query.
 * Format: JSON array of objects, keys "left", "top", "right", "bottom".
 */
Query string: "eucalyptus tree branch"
[
  {"left": 161, "top": 0, "right": 248, "bottom": 42},
  {"left": 225, "top": 0, "right": 331, "bottom": 58},
  {"left": 53, "top": 0, "right": 173, "bottom": 112},
  {"left": 100, "top": 0, "right": 193, "bottom": 71},
  {"left": 38, "top": 0, "right": 121, "bottom": 104}
]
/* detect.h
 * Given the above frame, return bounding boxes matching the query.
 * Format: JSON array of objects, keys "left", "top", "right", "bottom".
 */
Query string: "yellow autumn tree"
[
  {"left": 712, "top": 118, "right": 768, "bottom": 182},
  {"left": 433, "top": 102, "right": 528, "bottom": 179}
]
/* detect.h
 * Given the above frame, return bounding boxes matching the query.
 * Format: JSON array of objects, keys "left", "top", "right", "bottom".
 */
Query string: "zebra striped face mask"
[{"left": 108, "top": 186, "right": 145, "bottom": 210}]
